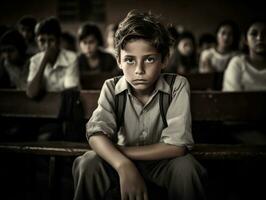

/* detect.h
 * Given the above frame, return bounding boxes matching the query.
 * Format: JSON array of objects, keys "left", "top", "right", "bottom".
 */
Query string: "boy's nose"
[{"left": 135, "top": 62, "right": 145, "bottom": 74}]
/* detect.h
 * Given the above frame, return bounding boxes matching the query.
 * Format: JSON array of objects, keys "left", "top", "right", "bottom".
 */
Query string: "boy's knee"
[
  {"left": 72, "top": 151, "right": 101, "bottom": 176},
  {"left": 169, "top": 154, "right": 206, "bottom": 179}
]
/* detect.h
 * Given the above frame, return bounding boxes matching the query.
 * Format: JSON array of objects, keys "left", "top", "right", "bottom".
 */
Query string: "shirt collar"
[
  {"left": 114, "top": 74, "right": 171, "bottom": 96},
  {"left": 53, "top": 49, "right": 69, "bottom": 69}
]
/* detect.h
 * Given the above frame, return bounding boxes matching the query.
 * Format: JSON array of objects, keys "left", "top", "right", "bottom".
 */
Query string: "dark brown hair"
[{"left": 114, "top": 10, "right": 170, "bottom": 62}]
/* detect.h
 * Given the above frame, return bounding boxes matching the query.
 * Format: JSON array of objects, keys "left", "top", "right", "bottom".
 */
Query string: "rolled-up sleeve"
[
  {"left": 160, "top": 76, "right": 194, "bottom": 150},
  {"left": 222, "top": 56, "right": 242, "bottom": 91},
  {"left": 64, "top": 58, "right": 80, "bottom": 89},
  {"left": 27, "top": 55, "right": 41, "bottom": 83},
  {"left": 86, "top": 80, "right": 117, "bottom": 141}
]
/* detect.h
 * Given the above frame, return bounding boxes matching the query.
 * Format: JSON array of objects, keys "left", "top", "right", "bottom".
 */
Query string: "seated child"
[
  {"left": 77, "top": 22, "right": 118, "bottom": 75},
  {"left": 199, "top": 20, "right": 240, "bottom": 73},
  {"left": 223, "top": 19, "right": 266, "bottom": 91},
  {"left": 72, "top": 10, "right": 207, "bottom": 200},
  {"left": 26, "top": 17, "right": 79, "bottom": 98},
  {"left": 0, "top": 29, "right": 29, "bottom": 89}
]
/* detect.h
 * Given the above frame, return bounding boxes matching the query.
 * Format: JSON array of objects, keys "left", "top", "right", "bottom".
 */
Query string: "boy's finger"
[{"left": 143, "top": 192, "right": 149, "bottom": 200}]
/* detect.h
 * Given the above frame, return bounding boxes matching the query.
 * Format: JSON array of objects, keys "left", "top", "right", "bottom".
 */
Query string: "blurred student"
[
  {"left": 0, "top": 29, "right": 29, "bottom": 89},
  {"left": 17, "top": 15, "right": 39, "bottom": 57},
  {"left": 26, "top": 17, "right": 79, "bottom": 98},
  {"left": 198, "top": 33, "right": 216, "bottom": 55},
  {"left": 167, "top": 24, "right": 180, "bottom": 58},
  {"left": 166, "top": 31, "right": 198, "bottom": 74},
  {"left": 77, "top": 22, "right": 118, "bottom": 75},
  {"left": 105, "top": 23, "right": 118, "bottom": 56},
  {"left": 223, "top": 19, "right": 266, "bottom": 91},
  {"left": 199, "top": 20, "right": 240, "bottom": 73},
  {"left": 61, "top": 31, "right": 77, "bottom": 52}
]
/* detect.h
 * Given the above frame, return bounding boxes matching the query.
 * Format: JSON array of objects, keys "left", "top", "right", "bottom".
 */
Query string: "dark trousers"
[{"left": 72, "top": 151, "right": 207, "bottom": 200}]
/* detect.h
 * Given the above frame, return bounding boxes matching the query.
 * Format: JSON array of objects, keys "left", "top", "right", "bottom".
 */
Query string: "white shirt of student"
[
  {"left": 199, "top": 48, "right": 237, "bottom": 73},
  {"left": 223, "top": 54, "right": 266, "bottom": 91},
  {"left": 27, "top": 49, "right": 79, "bottom": 92}
]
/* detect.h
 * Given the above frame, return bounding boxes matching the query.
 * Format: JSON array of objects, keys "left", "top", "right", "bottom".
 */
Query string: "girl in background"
[{"left": 199, "top": 20, "right": 240, "bottom": 73}]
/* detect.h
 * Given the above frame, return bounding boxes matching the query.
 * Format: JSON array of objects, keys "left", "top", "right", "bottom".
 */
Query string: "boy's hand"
[
  {"left": 43, "top": 46, "right": 59, "bottom": 64},
  {"left": 117, "top": 161, "right": 148, "bottom": 200}
]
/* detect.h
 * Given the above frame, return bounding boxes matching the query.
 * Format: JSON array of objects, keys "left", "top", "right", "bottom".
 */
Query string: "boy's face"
[
  {"left": 0, "top": 45, "right": 20, "bottom": 65},
  {"left": 36, "top": 34, "right": 59, "bottom": 51},
  {"left": 18, "top": 25, "right": 34, "bottom": 42},
  {"left": 118, "top": 39, "right": 166, "bottom": 95},
  {"left": 79, "top": 35, "right": 98, "bottom": 57}
]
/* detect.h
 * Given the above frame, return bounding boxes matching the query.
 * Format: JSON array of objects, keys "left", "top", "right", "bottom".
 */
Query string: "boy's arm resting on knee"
[
  {"left": 119, "top": 143, "right": 187, "bottom": 161},
  {"left": 89, "top": 133, "right": 149, "bottom": 199},
  {"left": 89, "top": 133, "right": 133, "bottom": 171}
]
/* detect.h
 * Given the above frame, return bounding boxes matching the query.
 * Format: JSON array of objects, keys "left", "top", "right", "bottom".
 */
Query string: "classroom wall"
[
  {"left": 105, "top": 0, "right": 266, "bottom": 36},
  {"left": 1, "top": 0, "right": 265, "bottom": 37}
]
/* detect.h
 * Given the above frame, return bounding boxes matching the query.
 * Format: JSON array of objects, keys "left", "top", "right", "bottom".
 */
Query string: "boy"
[
  {"left": 17, "top": 15, "right": 39, "bottom": 57},
  {"left": 26, "top": 17, "right": 79, "bottom": 98},
  {"left": 0, "top": 29, "right": 28, "bottom": 89},
  {"left": 73, "top": 10, "right": 207, "bottom": 200}
]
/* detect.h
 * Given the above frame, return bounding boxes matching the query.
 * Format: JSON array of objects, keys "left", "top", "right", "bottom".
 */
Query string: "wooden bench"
[
  {"left": 0, "top": 90, "right": 266, "bottom": 159},
  {"left": 1, "top": 89, "right": 266, "bottom": 199},
  {"left": 80, "top": 72, "right": 224, "bottom": 90}
]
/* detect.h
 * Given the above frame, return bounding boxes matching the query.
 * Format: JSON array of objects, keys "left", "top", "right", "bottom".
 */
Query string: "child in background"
[
  {"left": 105, "top": 23, "right": 118, "bottom": 56},
  {"left": 26, "top": 17, "right": 79, "bottom": 98},
  {"left": 223, "top": 19, "right": 266, "bottom": 91},
  {"left": 61, "top": 31, "right": 77, "bottom": 52},
  {"left": 198, "top": 33, "right": 216, "bottom": 56},
  {"left": 17, "top": 15, "right": 39, "bottom": 57},
  {"left": 199, "top": 20, "right": 240, "bottom": 73},
  {"left": 77, "top": 22, "right": 118, "bottom": 74},
  {"left": 0, "top": 29, "right": 29, "bottom": 89},
  {"left": 166, "top": 31, "right": 198, "bottom": 74},
  {"left": 72, "top": 10, "right": 207, "bottom": 200}
]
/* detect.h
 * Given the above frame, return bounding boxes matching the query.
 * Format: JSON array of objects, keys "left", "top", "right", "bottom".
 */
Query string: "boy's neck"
[{"left": 131, "top": 86, "right": 155, "bottom": 106}]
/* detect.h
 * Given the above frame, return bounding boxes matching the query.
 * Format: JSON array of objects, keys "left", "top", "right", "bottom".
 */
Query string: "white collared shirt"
[
  {"left": 27, "top": 49, "right": 80, "bottom": 91},
  {"left": 86, "top": 74, "right": 194, "bottom": 150},
  {"left": 223, "top": 54, "right": 266, "bottom": 91}
]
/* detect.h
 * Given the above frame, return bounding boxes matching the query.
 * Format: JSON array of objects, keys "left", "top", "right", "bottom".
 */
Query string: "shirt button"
[{"left": 142, "top": 131, "right": 147, "bottom": 137}]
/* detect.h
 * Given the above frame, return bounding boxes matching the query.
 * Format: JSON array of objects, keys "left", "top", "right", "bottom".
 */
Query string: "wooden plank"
[
  {"left": 1, "top": 142, "right": 266, "bottom": 160},
  {"left": 80, "top": 72, "right": 224, "bottom": 90},
  {"left": 0, "top": 89, "right": 60, "bottom": 118},
  {"left": 80, "top": 73, "right": 118, "bottom": 90},
  {"left": 191, "top": 91, "right": 266, "bottom": 121},
  {"left": 1, "top": 89, "right": 266, "bottom": 121}
]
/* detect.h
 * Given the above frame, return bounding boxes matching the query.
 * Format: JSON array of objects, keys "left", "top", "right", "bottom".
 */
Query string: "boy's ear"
[{"left": 161, "top": 56, "right": 169, "bottom": 70}]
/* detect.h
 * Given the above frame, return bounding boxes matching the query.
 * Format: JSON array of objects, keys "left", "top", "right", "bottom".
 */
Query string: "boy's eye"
[
  {"left": 145, "top": 56, "right": 156, "bottom": 64},
  {"left": 124, "top": 57, "right": 135, "bottom": 65}
]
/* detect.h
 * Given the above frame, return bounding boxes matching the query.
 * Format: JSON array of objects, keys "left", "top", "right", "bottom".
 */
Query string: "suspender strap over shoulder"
[
  {"left": 114, "top": 74, "right": 176, "bottom": 131},
  {"left": 114, "top": 76, "right": 127, "bottom": 132},
  {"left": 159, "top": 73, "right": 176, "bottom": 128}
]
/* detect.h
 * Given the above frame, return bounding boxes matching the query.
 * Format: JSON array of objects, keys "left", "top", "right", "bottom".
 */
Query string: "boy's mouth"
[{"left": 132, "top": 79, "right": 147, "bottom": 84}]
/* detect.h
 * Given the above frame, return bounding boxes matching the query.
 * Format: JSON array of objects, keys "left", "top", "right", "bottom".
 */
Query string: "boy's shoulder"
[
  {"left": 30, "top": 51, "right": 45, "bottom": 62},
  {"left": 161, "top": 73, "right": 189, "bottom": 90}
]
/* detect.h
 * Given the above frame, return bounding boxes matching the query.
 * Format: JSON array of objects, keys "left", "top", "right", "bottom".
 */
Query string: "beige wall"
[
  {"left": 105, "top": 0, "right": 265, "bottom": 36},
  {"left": 1, "top": 0, "right": 265, "bottom": 38}
]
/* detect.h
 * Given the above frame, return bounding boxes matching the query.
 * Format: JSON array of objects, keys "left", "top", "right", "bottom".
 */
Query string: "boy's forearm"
[
  {"left": 119, "top": 143, "right": 187, "bottom": 161},
  {"left": 26, "top": 61, "right": 46, "bottom": 98},
  {"left": 89, "top": 134, "right": 133, "bottom": 172}
]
